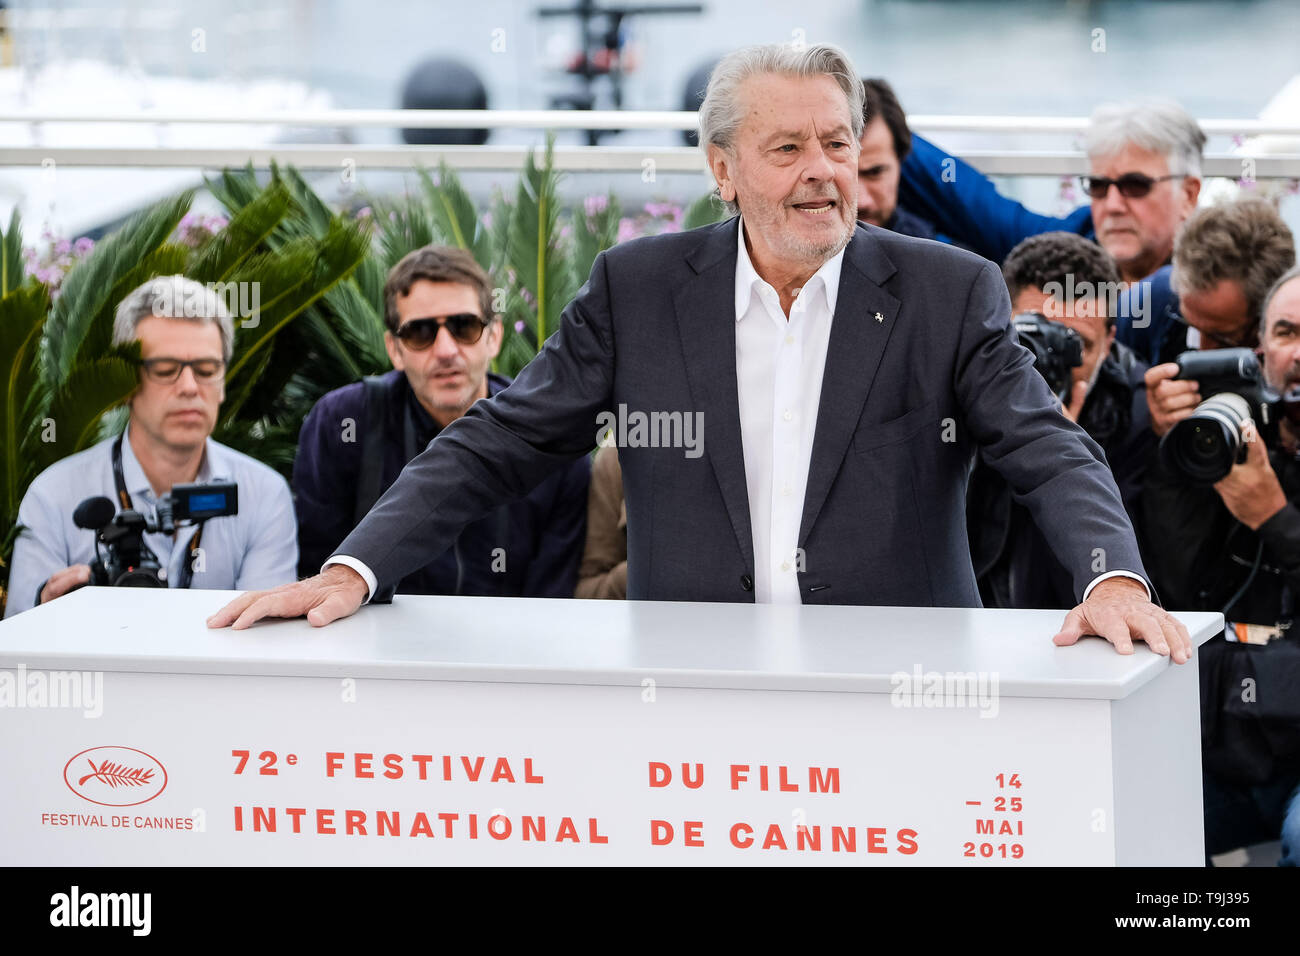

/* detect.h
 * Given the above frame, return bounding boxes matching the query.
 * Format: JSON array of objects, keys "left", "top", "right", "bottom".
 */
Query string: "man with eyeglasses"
[
  {"left": 291, "top": 245, "right": 589, "bottom": 599},
  {"left": 1139, "top": 199, "right": 1295, "bottom": 437},
  {"left": 3, "top": 276, "right": 298, "bottom": 617}
]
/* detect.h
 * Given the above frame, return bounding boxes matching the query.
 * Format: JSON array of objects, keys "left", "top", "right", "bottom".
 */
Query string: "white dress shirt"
[
  {"left": 734, "top": 215, "right": 843, "bottom": 604},
  {"left": 331, "top": 216, "right": 1146, "bottom": 605}
]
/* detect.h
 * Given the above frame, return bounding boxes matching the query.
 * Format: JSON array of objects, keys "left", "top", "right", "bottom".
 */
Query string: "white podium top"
[{"left": 0, "top": 587, "right": 1223, "bottom": 700}]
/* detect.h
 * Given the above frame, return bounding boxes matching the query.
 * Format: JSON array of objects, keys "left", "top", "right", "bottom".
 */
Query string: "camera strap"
[{"left": 111, "top": 433, "right": 206, "bottom": 590}]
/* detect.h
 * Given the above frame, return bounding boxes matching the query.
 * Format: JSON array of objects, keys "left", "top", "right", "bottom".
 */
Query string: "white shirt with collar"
[
  {"left": 734, "top": 214, "right": 844, "bottom": 604},
  {"left": 4, "top": 422, "right": 298, "bottom": 617}
]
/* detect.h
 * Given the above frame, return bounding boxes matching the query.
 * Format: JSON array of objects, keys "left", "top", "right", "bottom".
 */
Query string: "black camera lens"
[{"left": 1161, "top": 393, "right": 1250, "bottom": 483}]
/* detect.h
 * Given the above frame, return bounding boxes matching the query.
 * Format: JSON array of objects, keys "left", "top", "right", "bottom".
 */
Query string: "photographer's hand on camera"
[
  {"left": 1212, "top": 422, "right": 1289, "bottom": 531},
  {"left": 1144, "top": 362, "right": 1201, "bottom": 437},
  {"left": 38, "top": 564, "right": 93, "bottom": 605}
]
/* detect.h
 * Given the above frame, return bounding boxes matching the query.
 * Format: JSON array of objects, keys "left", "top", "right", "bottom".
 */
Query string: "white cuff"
[
  {"left": 322, "top": 556, "right": 376, "bottom": 604},
  {"left": 1082, "top": 569, "right": 1151, "bottom": 602}
]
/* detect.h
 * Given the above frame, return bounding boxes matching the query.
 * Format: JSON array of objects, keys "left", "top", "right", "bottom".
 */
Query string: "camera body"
[
  {"left": 1012, "top": 312, "right": 1084, "bottom": 402},
  {"left": 1159, "top": 348, "right": 1280, "bottom": 484},
  {"left": 74, "top": 482, "right": 238, "bottom": 587}
]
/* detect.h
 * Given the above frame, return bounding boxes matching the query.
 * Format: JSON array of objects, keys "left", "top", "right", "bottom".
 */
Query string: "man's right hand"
[
  {"left": 40, "top": 564, "right": 92, "bottom": 605},
  {"left": 1144, "top": 362, "right": 1201, "bottom": 437},
  {"left": 206, "top": 564, "right": 369, "bottom": 630}
]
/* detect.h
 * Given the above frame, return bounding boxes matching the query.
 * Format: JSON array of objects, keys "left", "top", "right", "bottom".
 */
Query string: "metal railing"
[{"left": 1, "top": 109, "right": 1297, "bottom": 177}]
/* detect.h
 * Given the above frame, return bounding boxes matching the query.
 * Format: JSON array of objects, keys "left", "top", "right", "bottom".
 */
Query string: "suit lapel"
[
  {"left": 673, "top": 217, "right": 754, "bottom": 572},
  {"left": 798, "top": 226, "right": 901, "bottom": 547}
]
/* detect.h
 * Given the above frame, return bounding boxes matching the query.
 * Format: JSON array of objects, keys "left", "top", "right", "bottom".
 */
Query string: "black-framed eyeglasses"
[
  {"left": 139, "top": 357, "right": 225, "bottom": 384},
  {"left": 392, "top": 313, "right": 489, "bottom": 350},
  {"left": 1079, "top": 173, "right": 1185, "bottom": 200}
]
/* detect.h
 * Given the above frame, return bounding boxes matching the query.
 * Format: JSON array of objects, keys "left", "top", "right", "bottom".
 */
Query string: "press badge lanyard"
[{"left": 111, "top": 433, "right": 205, "bottom": 589}]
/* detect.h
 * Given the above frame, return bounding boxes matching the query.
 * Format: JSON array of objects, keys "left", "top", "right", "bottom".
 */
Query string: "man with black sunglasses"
[
  {"left": 4, "top": 276, "right": 298, "bottom": 617},
  {"left": 292, "top": 245, "right": 590, "bottom": 599},
  {"left": 896, "top": 99, "right": 1204, "bottom": 285}
]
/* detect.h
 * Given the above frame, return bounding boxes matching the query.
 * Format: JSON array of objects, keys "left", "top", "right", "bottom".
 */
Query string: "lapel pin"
[{"left": 874, "top": 312, "right": 885, "bottom": 323}]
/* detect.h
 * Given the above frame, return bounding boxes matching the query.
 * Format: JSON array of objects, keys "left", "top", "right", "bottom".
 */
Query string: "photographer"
[
  {"left": 1143, "top": 199, "right": 1295, "bottom": 434},
  {"left": 968, "top": 233, "right": 1155, "bottom": 608},
  {"left": 3, "top": 276, "right": 298, "bottom": 618},
  {"left": 1144, "top": 266, "right": 1300, "bottom": 864}
]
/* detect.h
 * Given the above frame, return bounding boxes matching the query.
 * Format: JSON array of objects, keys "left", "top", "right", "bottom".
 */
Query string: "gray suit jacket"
[{"left": 336, "top": 216, "right": 1147, "bottom": 606}]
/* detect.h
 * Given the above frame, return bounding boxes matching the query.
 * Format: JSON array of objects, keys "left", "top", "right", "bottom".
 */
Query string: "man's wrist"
[
  {"left": 321, "top": 557, "right": 375, "bottom": 604},
  {"left": 1083, "top": 570, "right": 1151, "bottom": 602}
]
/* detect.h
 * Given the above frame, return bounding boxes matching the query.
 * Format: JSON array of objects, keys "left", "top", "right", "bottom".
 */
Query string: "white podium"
[{"left": 0, "top": 587, "right": 1221, "bottom": 866}]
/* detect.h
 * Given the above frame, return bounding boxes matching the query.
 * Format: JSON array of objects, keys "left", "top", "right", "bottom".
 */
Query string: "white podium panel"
[{"left": 0, "top": 588, "right": 1222, "bottom": 866}]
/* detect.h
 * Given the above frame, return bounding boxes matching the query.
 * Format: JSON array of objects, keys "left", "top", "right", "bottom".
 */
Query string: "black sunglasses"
[
  {"left": 393, "top": 313, "right": 489, "bottom": 349},
  {"left": 1079, "top": 172, "right": 1185, "bottom": 200}
]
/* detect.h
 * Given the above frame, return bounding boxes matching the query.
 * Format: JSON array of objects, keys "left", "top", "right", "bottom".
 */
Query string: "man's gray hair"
[
  {"left": 1083, "top": 99, "right": 1207, "bottom": 180},
  {"left": 112, "top": 275, "right": 234, "bottom": 363},
  {"left": 1263, "top": 263, "right": 1300, "bottom": 330},
  {"left": 698, "top": 43, "right": 864, "bottom": 217}
]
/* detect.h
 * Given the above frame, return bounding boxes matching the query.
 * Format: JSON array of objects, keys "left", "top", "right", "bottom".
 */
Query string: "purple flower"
[
  {"left": 520, "top": 286, "right": 536, "bottom": 307},
  {"left": 584, "top": 194, "right": 608, "bottom": 217},
  {"left": 54, "top": 238, "right": 71, "bottom": 255},
  {"left": 73, "top": 236, "right": 94, "bottom": 254},
  {"left": 644, "top": 201, "right": 679, "bottom": 219},
  {"left": 481, "top": 211, "right": 493, "bottom": 230},
  {"left": 559, "top": 223, "right": 572, "bottom": 240},
  {"left": 514, "top": 320, "right": 525, "bottom": 333},
  {"left": 617, "top": 217, "right": 639, "bottom": 244}
]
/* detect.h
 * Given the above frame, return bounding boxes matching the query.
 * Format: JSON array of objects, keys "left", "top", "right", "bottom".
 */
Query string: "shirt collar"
[
  {"left": 119, "top": 421, "right": 215, "bottom": 501},
  {"left": 734, "top": 214, "right": 846, "bottom": 322}
]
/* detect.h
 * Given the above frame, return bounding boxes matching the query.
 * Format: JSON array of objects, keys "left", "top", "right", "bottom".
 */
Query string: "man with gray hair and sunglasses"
[
  {"left": 4, "top": 275, "right": 297, "bottom": 617},
  {"left": 211, "top": 43, "right": 1190, "bottom": 666}
]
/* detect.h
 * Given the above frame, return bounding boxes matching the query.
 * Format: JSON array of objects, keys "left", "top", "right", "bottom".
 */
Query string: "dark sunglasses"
[
  {"left": 1079, "top": 172, "right": 1185, "bottom": 200},
  {"left": 393, "top": 313, "right": 489, "bottom": 349}
]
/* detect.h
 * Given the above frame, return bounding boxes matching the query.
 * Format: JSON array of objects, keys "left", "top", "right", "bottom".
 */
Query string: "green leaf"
[
  {"left": 189, "top": 180, "right": 292, "bottom": 282},
  {"left": 683, "top": 192, "right": 728, "bottom": 231},
  {"left": 29, "top": 345, "right": 141, "bottom": 474},
  {"left": 0, "top": 283, "right": 51, "bottom": 525},
  {"left": 1, "top": 209, "right": 25, "bottom": 297},
  {"left": 44, "top": 191, "right": 193, "bottom": 390}
]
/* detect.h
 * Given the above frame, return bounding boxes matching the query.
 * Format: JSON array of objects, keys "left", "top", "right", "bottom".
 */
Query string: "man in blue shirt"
[
  {"left": 897, "top": 99, "right": 1204, "bottom": 284},
  {"left": 4, "top": 276, "right": 298, "bottom": 617},
  {"left": 293, "top": 245, "right": 589, "bottom": 599}
]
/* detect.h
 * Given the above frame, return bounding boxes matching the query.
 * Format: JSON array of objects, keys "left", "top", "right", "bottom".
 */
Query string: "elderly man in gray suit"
[{"left": 211, "top": 42, "right": 1191, "bottom": 663}]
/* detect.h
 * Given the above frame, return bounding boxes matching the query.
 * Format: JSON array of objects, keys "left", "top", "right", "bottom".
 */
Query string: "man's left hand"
[
  {"left": 1213, "top": 422, "right": 1288, "bottom": 530},
  {"left": 1053, "top": 577, "right": 1192, "bottom": 663}
]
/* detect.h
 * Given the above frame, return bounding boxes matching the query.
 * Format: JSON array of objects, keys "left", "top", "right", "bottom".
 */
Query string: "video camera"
[
  {"left": 1012, "top": 312, "right": 1084, "bottom": 403},
  {"left": 1159, "top": 348, "right": 1282, "bottom": 484},
  {"left": 73, "top": 482, "right": 238, "bottom": 587}
]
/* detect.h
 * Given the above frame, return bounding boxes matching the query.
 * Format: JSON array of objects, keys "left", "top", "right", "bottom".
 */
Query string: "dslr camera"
[
  {"left": 1159, "top": 348, "right": 1280, "bottom": 484},
  {"left": 73, "top": 482, "right": 238, "bottom": 587},
  {"left": 1012, "top": 312, "right": 1084, "bottom": 403}
]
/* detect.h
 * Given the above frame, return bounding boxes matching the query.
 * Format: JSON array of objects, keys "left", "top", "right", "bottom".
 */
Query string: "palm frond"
[
  {"left": 44, "top": 191, "right": 193, "bottom": 389},
  {"left": 1, "top": 209, "right": 25, "bottom": 297},
  {"left": 29, "top": 345, "right": 141, "bottom": 474},
  {"left": 188, "top": 179, "right": 293, "bottom": 282},
  {"left": 1, "top": 283, "right": 51, "bottom": 525}
]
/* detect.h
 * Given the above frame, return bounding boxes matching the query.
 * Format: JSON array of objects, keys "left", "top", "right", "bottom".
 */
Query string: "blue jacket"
[
  {"left": 898, "top": 131, "right": 1095, "bottom": 265},
  {"left": 294, "top": 369, "right": 589, "bottom": 598}
]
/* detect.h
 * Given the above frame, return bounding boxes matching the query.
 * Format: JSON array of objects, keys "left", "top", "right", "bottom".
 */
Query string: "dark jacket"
[
  {"left": 293, "top": 369, "right": 589, "bottom": 598},
  {"left": 968, "top": 341, "right": 1156, "bottom": 608},
  {"left": 332, "top": 217, "right": 1148, "bottom": 608},
  {"left": 1115, "top": 265, "right": 1187, "bottom": 367},
  {"left": 1143, "top": 437, "right": 1300, "bottom": 784}
]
